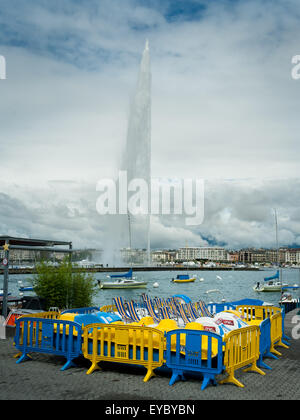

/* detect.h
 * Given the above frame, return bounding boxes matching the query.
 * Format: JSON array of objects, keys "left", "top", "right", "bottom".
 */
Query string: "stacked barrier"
[
  {"left": 18, "top": 310, "right": 61, "bottom": 320},
  {"left": 269, "top": 311, "right": 289, "bottom": 356},
  {"left": 14, "top": 315, "right": 83, "bottom": 371},
  {"left": 280, "top": 307, "right": 291, "bottom": 344},
  {"left": 11, "top": 299, "right": 293, "bottom": 391},
  {"left": 61, "top": 307, "right": 100, "bottom": 315},
  {"left": 219, "top": 325, "right": 265, "bottom": 388},
  {"left": 165, "top": 329, "right": 225, "bottom": 390},
  {"left": 236, "top": 305, "right": 281, "bottom": 321},
  {"left": 257, "top": 318, "right": 277, "bottom": 370},
  {"left": 82, "top": 323, "right": 165, "bottom": 382},
  {"left": 235, "top": 305, "right": 289, "bottom": 356},
  {"left": 207, "top": 303, "right": 236, "bottom": 315}
]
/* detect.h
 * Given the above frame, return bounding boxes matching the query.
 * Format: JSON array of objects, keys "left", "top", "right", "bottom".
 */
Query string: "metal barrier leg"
[
  {"left": 257, "top": 356, "right": 272, "bottom": 370},
  {"left": 219, "top": 370, "right": 245, "bottom": 388},
  {"left": 86, "top": 362, "right": 101, "bottom": 375},
  {"left": 277, "top": 340, "right": 289, "bottom": 349},
  {"left": 265, "top": 350, "right": 278, "bottom": 360},
  {"left": 201, "top": 374, "right": 217, "bottom": 391},
  {"left": 16, "top": 353, "right": 32, "bottom": 364},
  {"left": 169, "top": 369, "right": 185, "bottom": 386},
  {"left": 243, "top": 362, "right": 265, "bottom": 377},
  {"left": 61, "top": 360, "right": 77, "bottom": 371},
  {"left": 270, "top": 346, "right": 282, "bottom": 357},
  {"left": 143, "top": 367, "right": 156, "bottom": 383},
  {"left": 220, "top": 362, "right": 265, "bottom": 389}
]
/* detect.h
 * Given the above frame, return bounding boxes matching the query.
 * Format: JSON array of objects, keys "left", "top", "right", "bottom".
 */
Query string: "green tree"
[{"left": 33, "top": 258, "right": 97, "bottom": 310}]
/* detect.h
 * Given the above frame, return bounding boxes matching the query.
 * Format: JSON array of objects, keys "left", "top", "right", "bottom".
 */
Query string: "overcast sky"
[{"left": 0, "top": 0, "right": 300, "bottom": 254}]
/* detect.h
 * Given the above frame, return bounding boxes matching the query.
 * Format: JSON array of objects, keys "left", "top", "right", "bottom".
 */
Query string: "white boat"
[
  {"left": 253, "top": 280, "right": 288, "bottom": 292},
  {"left": 0, "top": 290, "right": 11, "bottom": 297},
  {"left": 279, "top": 292, "right": 299, "bottom": 305},
  {"left": 253, "top": 268, "right": 293, "bottom": 292},
  {"left": 98, "top": 278, "right": 147, "bottom": 289}
]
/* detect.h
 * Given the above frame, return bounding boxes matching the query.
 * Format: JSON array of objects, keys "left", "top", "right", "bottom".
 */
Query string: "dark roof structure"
[
  {"left": 0, "top": 236, "right": 71, "bottom": 247},
  {"left": 1, "top": 236, "right": 73, "bottom": 317}
]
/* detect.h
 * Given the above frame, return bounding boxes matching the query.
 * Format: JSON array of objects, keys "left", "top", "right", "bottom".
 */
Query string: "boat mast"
[
  {"left": 128, "top": 213, "right": 133, "bottom": 278},
  {"left": 186, "top": 241, "right": 189, "bottom": 276},
  {"left": 128, "top": 213, "right": 132, "bottom": 251},
  {"left": 274, "top": 209, "right": 278, "bottom": 266},
  {"left": 274, "top": 208, "right": 282, "bottom": 285}
]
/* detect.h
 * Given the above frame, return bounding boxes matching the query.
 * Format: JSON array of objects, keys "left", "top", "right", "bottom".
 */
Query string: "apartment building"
[
  {"left": 177, "top": 246, "right": 228, "bottom": 261},
  {"left": 239, "top": 248, "right": 287, "bottom": 264},
  {"left": 285, "top": 248, "right": 300, "bottom": 264},
  {"left": 151, "top": 250, "right": 178, "bottom": 263}
]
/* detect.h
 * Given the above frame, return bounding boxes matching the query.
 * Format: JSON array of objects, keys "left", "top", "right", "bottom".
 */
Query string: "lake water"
[{"left": 2, "top": 268, "right": 300, "bottom": 308}]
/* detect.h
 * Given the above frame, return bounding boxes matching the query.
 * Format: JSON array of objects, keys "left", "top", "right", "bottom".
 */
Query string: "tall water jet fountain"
[
  {"left": 100, "top": 41, "right": 152, "bottom": 267},
  {"left": 122, "top": 40, "right": 152, "bottom": 266}
]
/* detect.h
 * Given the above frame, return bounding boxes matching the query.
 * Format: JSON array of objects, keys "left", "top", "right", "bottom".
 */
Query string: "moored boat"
[
  {"left": 98, "top": 278, "right": 148, "bottom": 289},
  {"left": 253, "top": 270, "right": 288, "bottom": 292},
  {"left": 172, "top": 274, "right": 196, "bottom": 283},
  {"left": 18, "top": 280, "right": 34, "bottom": 293},
  {"left": 19, "top": 286, "right": 34, "bottom": 292},
  {"left": 0, "top": 290, "right": 11, "bottom": 297}
]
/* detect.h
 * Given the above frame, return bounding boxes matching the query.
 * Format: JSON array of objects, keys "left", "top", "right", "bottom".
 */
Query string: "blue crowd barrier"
[
  {"left": 230, "top": 298, "right": 265, "bottom": 306},
  {"left": 165, "top": 329, "right": 225, "bottom": 390},
  {"left": 257, "top": 318, "right": 277, "bottom": 370},
  {"left": 280, "top": 307, "right": 291, "bottom": 344},
  {"left": 14, "top": 317, "right": 83, "bottom": 371}
]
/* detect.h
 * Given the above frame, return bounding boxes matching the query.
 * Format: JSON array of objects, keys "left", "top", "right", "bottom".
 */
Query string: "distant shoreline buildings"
[
  {"left": 121, "top": 246, "right": 300, "bottom": 267},
  {"left": 2, "top": 245, "right": 300, "bottom": 267}
]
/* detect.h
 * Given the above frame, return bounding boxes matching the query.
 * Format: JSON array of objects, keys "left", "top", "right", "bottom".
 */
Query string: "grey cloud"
[{"left": 1, "top": 176, "right": 300, "bottom": 251}]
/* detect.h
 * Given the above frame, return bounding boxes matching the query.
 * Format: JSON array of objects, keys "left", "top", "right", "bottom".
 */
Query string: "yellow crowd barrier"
[
  {"left": 270, "top": 312, "right": 289, "bottom": 356},
  {"left": 235, "top": 305, "right": 289, "bottom": 356},
  {"left": 19, "top": 311, "right": 61, "bottom": 320},
  {"left": 220, "top": 325, "right": 265, "bottom": 388},
  {"left": 235, "top": 305, "right": 281, "bottom": 322},
  {"left": 82, "top": 323, "right": 165, "bottom": 382}
]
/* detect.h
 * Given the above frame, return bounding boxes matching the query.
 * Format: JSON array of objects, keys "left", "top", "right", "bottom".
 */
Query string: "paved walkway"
[{"left": 0, "top": 309, "right": 299, "bottom": 400}]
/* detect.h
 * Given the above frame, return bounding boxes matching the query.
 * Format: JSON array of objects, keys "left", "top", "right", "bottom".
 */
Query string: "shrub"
[{"left": 32, "top": 258, "right": 97, "bottom": 310}]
